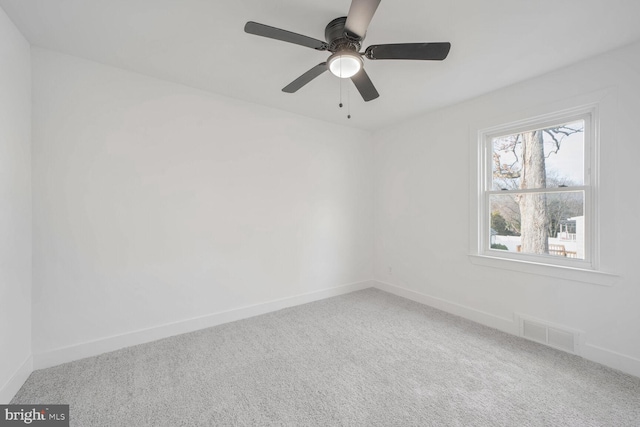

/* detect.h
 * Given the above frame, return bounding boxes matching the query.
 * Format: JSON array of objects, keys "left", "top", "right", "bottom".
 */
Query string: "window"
[{"left": 477, "top": 108, "right": 597, "bottom": 270}]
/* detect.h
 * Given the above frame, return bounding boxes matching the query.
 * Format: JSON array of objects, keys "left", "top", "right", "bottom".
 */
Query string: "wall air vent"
[{"left": 516, "top": 314, "right": 581, "bottom": 355}]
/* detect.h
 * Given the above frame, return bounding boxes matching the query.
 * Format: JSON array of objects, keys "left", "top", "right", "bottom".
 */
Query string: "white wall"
[
  {"left": 31, "top": 48, "right": 374, "bottom": 363},
  {"left": 374, "top": 41, "right": 640, "bottom": 376},
  {"left": 0, "top": 8, "right": 32, "bottom": 403}
]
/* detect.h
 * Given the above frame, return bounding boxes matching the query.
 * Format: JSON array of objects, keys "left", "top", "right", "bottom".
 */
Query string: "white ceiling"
[{"left": 2, "top": 0, "right": 640, "bottom": 130}]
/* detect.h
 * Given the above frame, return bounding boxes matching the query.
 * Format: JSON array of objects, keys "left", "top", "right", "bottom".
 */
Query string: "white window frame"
[
  {"left": 479, "top": 109, "right": 594, "bottom": 269},
  {"left": 469, "top": 98, "right": 617, "bottom": 286}
]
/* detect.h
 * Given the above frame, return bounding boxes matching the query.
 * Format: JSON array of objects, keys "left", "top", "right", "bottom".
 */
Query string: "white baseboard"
[
  {"left": 373, "top": 280, "right": 640, "bottom": 379},
  {"left": 582, "top": 343, "right": 640, "bottom": 378},
  {"left": 34, "top": 280, "right": 374, "bottom": 370},
  {"left": 0, "top": 356, "right": 33, "bottom": 404},
  {"left": 373, "top": 280, "right": 516, "bottom": 334},
  {"left": 29, "top": 278, "right": 640, "bottom": 379}
]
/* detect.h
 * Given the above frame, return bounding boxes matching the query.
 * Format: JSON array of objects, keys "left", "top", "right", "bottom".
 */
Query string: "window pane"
[
  {"left": 491, "top": 120, "right": 584, "bottom": 191},
  {"left": 489, "top": 191, "right": 585, "bottom": 259}
]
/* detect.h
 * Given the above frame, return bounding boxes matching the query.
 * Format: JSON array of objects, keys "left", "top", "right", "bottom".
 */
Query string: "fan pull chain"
[
  {"left": 336, "top": 60, "right": 350, "bottom": 119},
  {"left": 347, "top": 79, "right": 351, "bottom": 119}
]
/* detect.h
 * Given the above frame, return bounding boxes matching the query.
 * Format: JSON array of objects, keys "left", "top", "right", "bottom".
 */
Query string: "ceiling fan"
[{"left": 244, "top": 0, "right": 451, "bottom": 102}]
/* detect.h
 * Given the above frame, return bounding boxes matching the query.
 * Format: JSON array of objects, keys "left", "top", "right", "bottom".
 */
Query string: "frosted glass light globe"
[{"left": 328, "top": 51, "right": 363, "bottom": 78}]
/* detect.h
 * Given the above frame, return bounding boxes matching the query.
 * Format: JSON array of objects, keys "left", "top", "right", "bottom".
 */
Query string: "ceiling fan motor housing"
[{"left": 325, "top": 17, "right": 361, "bottom": 53}]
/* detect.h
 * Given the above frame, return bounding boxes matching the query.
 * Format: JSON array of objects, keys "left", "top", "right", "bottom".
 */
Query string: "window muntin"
[{"left": 481, "top": 113, "right": 593, "bottom": 267}]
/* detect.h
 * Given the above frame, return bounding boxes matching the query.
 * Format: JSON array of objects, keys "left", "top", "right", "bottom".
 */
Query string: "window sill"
[{"left": 468, "top": 254, "right": 618, "bottom": 286}]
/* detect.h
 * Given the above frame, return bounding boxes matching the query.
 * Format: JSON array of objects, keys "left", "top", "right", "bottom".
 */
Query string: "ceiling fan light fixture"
[{"left": 328, "top": 51, "right": 363, "bottom": 78}]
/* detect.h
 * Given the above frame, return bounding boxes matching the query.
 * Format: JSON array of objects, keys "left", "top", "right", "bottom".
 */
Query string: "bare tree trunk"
[{"left": 518, "top": 131, "right": 549, "bottom": 254}]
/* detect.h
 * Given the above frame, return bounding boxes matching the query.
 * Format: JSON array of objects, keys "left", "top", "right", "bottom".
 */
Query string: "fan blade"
[
  {"left": 344, "top": 0, "right": 381, "bottom": 40},
  {"left": 350, "top": 69, "right": 379, "bottom": 102},
  {"left": 282, "top": 63, "right": 328, "bottom": 93},
  {"left": 244, "top": 21, "right": 328, "bottom": 51},
  {"left": 365, "top": 42, "right": 451, "bottom": 60}
]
